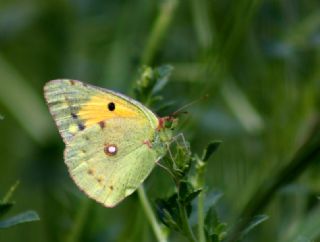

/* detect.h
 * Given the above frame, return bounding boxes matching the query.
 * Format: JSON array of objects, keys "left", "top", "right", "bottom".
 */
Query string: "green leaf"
[
  {"left": 204, "top": 206, "right": 219, "bottom": 235},
  {"left": 0, "top": 210, "right": 40, "bottom": 229},
  {"left": 171, "top": 139, "right": 192, "bottom": 178},
  {"left": 201, "top": 141, "right": 222, "bottom": 162},
  {"left": 136, "top": 66, "right": 154, "bottom": 90},
  {"left": 151, "top": 65, "right": 173, "bottom": 94},
  {"left": 0, "top": 202, "right": 14, "bottom": 218},
  {"left": 156, "top": 194, "right": 181, "bottom": 231},
  {"left": 240, "top": 214, "right": 269, "bottom": 238},
  {"left": 179, "top": 181, "right": 201, "bottom": 204},
  {"left": 186, "top": 189, "right": 202, "bottom": 204},
  {"left": 157, "top": 206, "right": 180, "bottom": 231},
  {"left": 134, "top": 65, "right": 173, "bottom": 106},
  {"left": 2, "top": 180, "right": 20, "bottom": 203},
  {"left": 204, "top": 206, "right": 227, "bottom": 241}
]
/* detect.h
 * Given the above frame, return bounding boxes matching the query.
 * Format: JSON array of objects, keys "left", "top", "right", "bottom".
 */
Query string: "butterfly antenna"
[{"left": 171, "top": 94, "right": 209, "bottom": 117}]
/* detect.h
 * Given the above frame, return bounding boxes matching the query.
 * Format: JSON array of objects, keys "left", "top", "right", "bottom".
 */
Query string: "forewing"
[
  {"left": 44, "top": 79, "right": 158, "bottom": 143},
  {"left": 64, "top": 118, "right": 159, "bottom": 207}
]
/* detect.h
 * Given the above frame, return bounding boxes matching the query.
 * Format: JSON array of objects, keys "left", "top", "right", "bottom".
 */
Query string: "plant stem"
[
  {"left": 137, "top": 186, "right": 167, "bottom": 242},
  {"left": 197, "top": 187, "right": 206, "bottom": 242},
  {"left": 195, "top": 158, "right": 207, "bottom": 242},
  {"left": 178, "top": 201, "right": 197, "bottom": 242},
  {"left": 66, "top": 199, "right": 91, "bottom": 242},
  {"left": 141, "top": 0, "right": 178, "bottom": 65}
]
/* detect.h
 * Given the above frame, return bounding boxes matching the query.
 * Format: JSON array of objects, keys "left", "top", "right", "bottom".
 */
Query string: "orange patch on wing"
[{"left": 77, "top": 94, "right": 140, "bottom": 126}]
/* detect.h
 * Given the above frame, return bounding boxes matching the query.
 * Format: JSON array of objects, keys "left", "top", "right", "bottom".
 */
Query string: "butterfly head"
[{"left": 157, "top": 116, "right": 178, "bottom": 131}]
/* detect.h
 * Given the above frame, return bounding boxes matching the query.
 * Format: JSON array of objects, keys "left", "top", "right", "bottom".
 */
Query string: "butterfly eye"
[{"left": 108, "top": 102, "right": 115, "bottom": 111}]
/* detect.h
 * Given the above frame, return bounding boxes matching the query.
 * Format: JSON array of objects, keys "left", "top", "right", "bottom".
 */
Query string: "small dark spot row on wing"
[
  {"left": 87, "top": 169, "right": 94, "bottom": 175},
  {"left": 63, "top": 95, "right": 85, "bottom": 131},
  {"left": 98, "top": 120, "right": 105, "bottom": 129},
  {"left": 78, "top": 123, "right": 85, "bottom": 131},
  {"left": 86, "top": 170, "right": 110, "bottom": 189},
  {"left": 71, "top": 112, "right": 78, "bottom": 119}
]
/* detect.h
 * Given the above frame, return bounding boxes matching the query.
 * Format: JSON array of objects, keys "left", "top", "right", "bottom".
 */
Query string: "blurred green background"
[{"left": 1, "top": 0, "right": 320, "bottom": 241}]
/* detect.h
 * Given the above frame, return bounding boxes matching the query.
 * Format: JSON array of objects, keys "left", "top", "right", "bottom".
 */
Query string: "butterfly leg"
[
  {"left": 157, "top": 133, "right": 190, "bottom": 167},
  {"left": 155, "top": 133, "right": 190, "bottom": 185},
  {"left": 172, "top": 133, "right": 188, "bottom": 150},
  {"left": 154, "top": 140, "right": 177, "bottom": 176},
  {"left": 170, "top": 133, "right": 190, "bottom": 157}
]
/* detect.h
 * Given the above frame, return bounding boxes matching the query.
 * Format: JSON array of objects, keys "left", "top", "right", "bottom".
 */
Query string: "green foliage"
[
  {"left": 135, "top": 67, "right": 263, "bottom": 242},
  {"left": 201, "top": 141, "right": 222, "bottom": 162},
  {"left": 154, "top": 136, "right": 228, "bottom": 242},
  {"left": 204, "top": 207, "right": 227, "bottom": 242},
  {"left": 0, "top": 211, "right": 40, "bottom": 229},
  {"left": 134, "top": 65, "right": 174, "bottom": 108},
  {"left": 0, "top": 181, "right": 39, "bottom": 229}
]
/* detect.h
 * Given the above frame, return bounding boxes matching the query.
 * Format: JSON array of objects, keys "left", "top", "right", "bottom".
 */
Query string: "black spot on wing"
[{"left": 108, "top": 102, "right": 115, "bottom": 111}]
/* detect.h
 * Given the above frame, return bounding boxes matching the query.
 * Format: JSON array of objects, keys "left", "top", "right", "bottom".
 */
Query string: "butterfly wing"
[
  {"left": 44, "top": 79, "right": 162, "bottom": 206},
  {"left": 65, "top": 118, "right": 160, "bottom": 207}
]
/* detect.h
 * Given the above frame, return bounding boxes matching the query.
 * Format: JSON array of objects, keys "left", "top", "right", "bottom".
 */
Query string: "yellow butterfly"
[{"left": 44, "top": 79, "right": 170, "bottom": 207}]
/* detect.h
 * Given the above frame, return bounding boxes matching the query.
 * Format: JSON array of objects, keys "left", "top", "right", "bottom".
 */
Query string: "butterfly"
[{"left": 44, "top": 79, "right": 172, "bottom": 207}]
